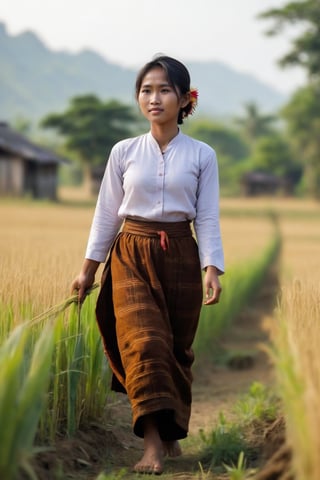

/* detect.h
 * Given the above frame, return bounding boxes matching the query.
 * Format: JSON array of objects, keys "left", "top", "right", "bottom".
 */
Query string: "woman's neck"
[{"left": 150, "top": 124, "right": 179, "bottom": 153}]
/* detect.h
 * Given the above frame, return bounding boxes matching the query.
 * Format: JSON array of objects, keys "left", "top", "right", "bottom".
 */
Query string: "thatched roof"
[{"left": 0, "top": 121, "right": 66, "bottom": 164}]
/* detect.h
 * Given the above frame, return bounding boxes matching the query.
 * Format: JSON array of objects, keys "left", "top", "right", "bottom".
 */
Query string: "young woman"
[{"left": 72, "top": 55, "right": 224, "bottom": 475}]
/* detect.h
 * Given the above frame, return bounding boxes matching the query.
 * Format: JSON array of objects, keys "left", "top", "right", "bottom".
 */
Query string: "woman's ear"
[{"left": 180, "top": 92, "right": 191, "bottom": 108}]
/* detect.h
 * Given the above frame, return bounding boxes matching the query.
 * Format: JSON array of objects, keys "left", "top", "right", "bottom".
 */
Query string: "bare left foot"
[
  {"left": 134, "top": 448, "right": 164, "bottom": 475},
  {"left": 133, "top": 415, "right": 164, "bottom": 475},
  {"left": 162, "top": 440, "right": 182, "bottom": 458}
]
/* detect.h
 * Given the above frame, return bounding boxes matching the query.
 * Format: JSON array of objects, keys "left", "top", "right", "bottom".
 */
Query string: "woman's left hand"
[{"left": 203, "top": 266, "right": 222, "bottom": 305}]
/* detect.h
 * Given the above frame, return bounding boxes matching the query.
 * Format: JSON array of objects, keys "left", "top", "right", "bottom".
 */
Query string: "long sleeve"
[
  {"left": 85, "top": 147, "right": 124, "bottom": 262},
  {"left": 193, "top": 149, "right": 224, "bottom": 273}
]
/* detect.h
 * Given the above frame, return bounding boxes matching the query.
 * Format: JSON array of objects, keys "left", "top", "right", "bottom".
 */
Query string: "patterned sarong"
[{"left": 95, "top": 218, "right": 203, "bottom": 440}]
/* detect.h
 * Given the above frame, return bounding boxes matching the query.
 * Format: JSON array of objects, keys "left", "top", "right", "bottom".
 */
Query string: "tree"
[
  {"left": 249, "top": 134, "right": 302, "bottom": 193},
  {"left": 282, "top": 84, "right": 320, "bottom": 197},
  {"left": 259, "top": 0, "right": 320, "bottom": 198},
  {"left": 183, "top": 119, "right": 250, "bottom": 195},
  {"left": 12, "top": 116, "right": 32, "bottom": 136},
  {"left": 259, "top": 0, "right": 320, "bottom": 79},
  {"left": 41, "top": 94, "right": 138, "bottom": 168},
  {"left": 234, "top": 102, "right": 276, "bottom": 145},
  {"left": 185, "top": 119, "right": 249, "bottom": 161}
]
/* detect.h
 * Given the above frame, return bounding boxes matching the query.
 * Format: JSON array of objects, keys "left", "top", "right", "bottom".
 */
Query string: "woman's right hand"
[
  {"left": 71, "top": 273, "right": 94, "bottom": 304},
  {"left": 71, "top": 259, "right": 100, "bottom": 303}
]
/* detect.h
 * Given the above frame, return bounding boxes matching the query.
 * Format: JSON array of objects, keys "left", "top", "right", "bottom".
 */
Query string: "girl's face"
[{"left": 138, "top": 67, "right": 189, "bottom": 126}]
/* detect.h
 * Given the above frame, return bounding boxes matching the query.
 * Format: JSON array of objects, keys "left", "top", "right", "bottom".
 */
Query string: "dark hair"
[{"left": 135, "top": 55, "right": 193, "bottom": 125}]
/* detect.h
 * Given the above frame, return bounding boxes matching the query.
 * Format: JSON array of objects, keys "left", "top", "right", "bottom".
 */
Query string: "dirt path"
[{"left": 31, "top": 267, "right": 279, "bottom": 480}]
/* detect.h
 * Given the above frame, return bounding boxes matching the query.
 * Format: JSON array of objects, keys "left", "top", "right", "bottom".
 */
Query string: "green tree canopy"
[
  {"left": 183, "top": 119, "right": 251, "bottom": 195},
  {"left": 259, "top": 0, "right": 320, "bottom": 79},
  {"left": 281, "top": 84, "right": 320, "bottom": 196},
  {"left": 234, "top": 102, "right": 276, "bottom": 144},
  {"left": 259, "top": 0, "right": 320, "bottom": 198},
  {"left": 41, "top": 94, "right": 138, "bottom": 167},
  {"left": 250, "top": 134, "right": 302, "bottom": 187},
  {"left": 185, "top": 119, "right": 249, "bottom": 161}
]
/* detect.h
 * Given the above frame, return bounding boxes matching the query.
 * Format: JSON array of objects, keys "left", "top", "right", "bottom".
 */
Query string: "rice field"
[
  {"left": 272, "top": 210, "right": 320, "bottom": 480},
  {"left": 0, "top": 197, "right": 276, "bottom": 317},
  {"left": 1, "top": 193, "right": 320, "bottom": 479},
  {"left": 0, "top": 200, "right": 98, "bottom": 318},
  {"left": 221, "top": 197, "right": 320, "bottom": 480}
]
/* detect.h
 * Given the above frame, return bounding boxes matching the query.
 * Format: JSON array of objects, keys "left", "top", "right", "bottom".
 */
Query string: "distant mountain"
[
  {"left": 0, "top": 22, "right": 287, "bottom": 122},
  {"left": 187, "top": 61, "right": 287, "bottom": 117}
]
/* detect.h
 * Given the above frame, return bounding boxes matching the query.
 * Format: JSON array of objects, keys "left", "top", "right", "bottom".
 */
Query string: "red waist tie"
[{"left": 157, "top": 230, "right": 169, "bottom": 251}]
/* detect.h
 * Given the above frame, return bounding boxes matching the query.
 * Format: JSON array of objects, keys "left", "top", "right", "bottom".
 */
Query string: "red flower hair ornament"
[{"left": 183, "top": 87, "right": 198, "bottom": 118}]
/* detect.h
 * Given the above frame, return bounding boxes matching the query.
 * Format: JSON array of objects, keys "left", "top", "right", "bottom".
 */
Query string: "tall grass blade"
[
  {"left": 67, "top": 303, "right": 85, "bottom": 436},
  {"left": 0, "top": 321, "right": 55, "bottom": 479}
]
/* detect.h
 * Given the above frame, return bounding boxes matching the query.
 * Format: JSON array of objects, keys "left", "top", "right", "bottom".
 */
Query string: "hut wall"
[
  {"left": 0, "top": 154, "right": 24, "bottom": 195},
  {"left": 24, "top": 161, "right": 58, "bottom": 200},
  {"left": 35, "top": 164, "right": 58, "bottom": 200}
]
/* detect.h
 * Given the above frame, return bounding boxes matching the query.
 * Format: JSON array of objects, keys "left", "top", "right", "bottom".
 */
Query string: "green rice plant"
[
  {"left": 79, "top": 297, "right": 113, "bottom": 420},
  {"left": 0, "top": 321, "right": 55, "bottom": 480},
  {"left": 40, "top": 311, "right": 66, "bottom": 440},
  {"left": 95, "top": 469, "right": 129, "bottom": 479},
  {"left": 65, "top": 295, "right": 112, "bottom": 435},
  {"left": 200, "top": 412, "right": 248, "bottom": 467},
  {"left": 194, "top": 226, "right": 281, "bottom": 357},
  {"left": 223, "top": 451, "right": 248, "bottom": 480},
  {"left": 67, "top": 302, "right": 84, "bottom": 436},
  {"left": 37, "top": 289, "right": 112, "bottom": 441},
  {"left": 197, "top": 462, "right": 213, "bottom": 479},
  {"left": 0, "top": 301, "right": 15, "bottom": 343},
  {"left": 234, "top": 382, "right": 278, "bottom": 425}
]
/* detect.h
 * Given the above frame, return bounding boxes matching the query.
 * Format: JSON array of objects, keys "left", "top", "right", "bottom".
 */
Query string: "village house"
[
  {"left": 241, "top": 171, "right": 286, "bottom": 196},
  {"left": 0, "top": 122, "right": 67, "bottom": 200}
]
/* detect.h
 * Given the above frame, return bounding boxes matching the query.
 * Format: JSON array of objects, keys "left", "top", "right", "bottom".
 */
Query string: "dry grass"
[
  {"left": 0, "top": 200, "right": 102, "bottom": 319},
  {"left": 279, "top": 217, "right": 320, "bottom": 480},
  {"left": 220, "top": 197, "right": 320, "bottom": 479},
  {"left": 0, "top": 197, "right": 275, "bottom": 321},
  {"left": 279, "top": 217, "right": 320, "bottom": 283},
  {"left": 221, "top": 196, "right": 320, "bottom": 479},
  {"left": 220, "top": 216, "right": 275, "bottom": 264},
  {"left": 221, "top": 196, "right": 320, "bottom": 214},
  {"left": 275, "top": 282, "right": 320, "bottom": 480}
]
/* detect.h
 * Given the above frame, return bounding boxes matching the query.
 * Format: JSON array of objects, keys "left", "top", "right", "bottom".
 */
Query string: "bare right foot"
[{"left": 162, "top": 440, "right": 182, "bottom": 458}]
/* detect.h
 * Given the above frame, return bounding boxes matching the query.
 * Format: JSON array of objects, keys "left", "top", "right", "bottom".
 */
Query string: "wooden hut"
[
  {"left": 241, "top": 171, "right": 284, "bottom": 196},
  {"left": 0, "top": 122, "right": 66, "bottom": 200}
]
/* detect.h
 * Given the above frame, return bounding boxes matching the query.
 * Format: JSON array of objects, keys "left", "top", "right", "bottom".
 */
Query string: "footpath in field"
[
  {"left": 101, "top": 265, "right": 280, "bottom": 479},
  {"left": 32, "top": 265, "right": 281, "bottom": 480}
]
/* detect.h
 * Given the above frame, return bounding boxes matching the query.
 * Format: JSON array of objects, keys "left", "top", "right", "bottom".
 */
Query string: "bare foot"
[
  {"left": 134, "top": 448, "right": 164, "bottom": 475},
  {"left": 134, "top": 415, "right": 164, "bottom": 475},
  {"left": 162, "top": 440, "right": 182, "bottom": 458}
]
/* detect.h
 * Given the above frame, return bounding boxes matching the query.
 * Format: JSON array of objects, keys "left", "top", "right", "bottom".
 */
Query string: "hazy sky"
[{"left": 0, "top": 0, "right": 306, "bottom": 93}]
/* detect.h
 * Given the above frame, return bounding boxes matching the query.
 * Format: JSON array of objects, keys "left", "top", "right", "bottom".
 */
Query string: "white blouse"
[{"left": 85, "top": 130, "right": 224, "bottom": 273}]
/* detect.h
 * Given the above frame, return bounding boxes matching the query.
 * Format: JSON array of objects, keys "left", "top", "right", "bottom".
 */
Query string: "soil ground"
[{"left": 30, "top": 265, "right": 287, "bottom": 480}]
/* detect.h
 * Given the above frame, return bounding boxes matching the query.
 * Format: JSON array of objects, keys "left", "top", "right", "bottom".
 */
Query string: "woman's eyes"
[{"left": 140, "top": 88, "right": 172, "bottom": 94}]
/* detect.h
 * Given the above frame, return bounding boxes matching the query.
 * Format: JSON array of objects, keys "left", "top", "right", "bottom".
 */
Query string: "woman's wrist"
[
  {"left": 204, "top": 265, "right": 218, "bottom": 274},
  {"left": 81, "top": 259, "right": 100, "bottom": 277}
]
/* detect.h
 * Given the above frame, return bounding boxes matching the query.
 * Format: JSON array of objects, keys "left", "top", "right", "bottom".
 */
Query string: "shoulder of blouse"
[
  {"left": 180, "top": 132, "right": 217, "bottom": 157},
  {"left": 111, "top": 133, "right": 148, "bottom": 153},
  {"left": 106, "top": 134, "right": 151, "bottom": 176}
]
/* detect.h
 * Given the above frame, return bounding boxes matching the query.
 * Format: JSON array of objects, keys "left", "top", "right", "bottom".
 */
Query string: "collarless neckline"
[{"left": 148, "top": 130, "right": 181, "bottom": 154}]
